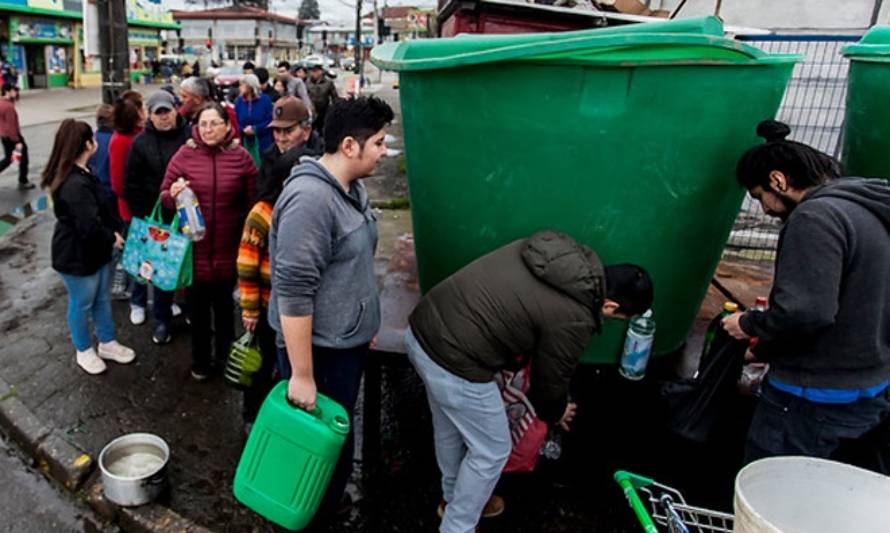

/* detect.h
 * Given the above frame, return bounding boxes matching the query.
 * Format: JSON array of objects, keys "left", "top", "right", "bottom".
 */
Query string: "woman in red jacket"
[
  {"left": 161, "top": 102, "right": 257, "bottom": 381},
  {"left": 109, "top": 91, "right": 147, "bottom": 325},
  {"left": 109, "top": 91, "right": 144, "bottom": 225}
]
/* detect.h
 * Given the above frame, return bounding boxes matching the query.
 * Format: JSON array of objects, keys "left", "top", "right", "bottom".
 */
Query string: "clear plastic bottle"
[
  {"left": 174, "top": 178, "right": 206, "bottom": 242},
  {"left": 619, "top": 310, "right": 656, "bottom": 381},
  {"left": 540, "top": 428, "right": 562, "bottom": 460},
  {"left": 740, "top": 296, "right": 769, "bottom": 394},
  {"left": 12, "top": 145, "right": 21, "bottom": 163}
]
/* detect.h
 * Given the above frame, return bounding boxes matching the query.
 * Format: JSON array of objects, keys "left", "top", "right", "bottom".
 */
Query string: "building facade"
[
  {"left": 0, "top": 0, "right": 178, "bottom": 89},
  {"left": 173, "top": 6, "right": 306, "bottom": 67}
]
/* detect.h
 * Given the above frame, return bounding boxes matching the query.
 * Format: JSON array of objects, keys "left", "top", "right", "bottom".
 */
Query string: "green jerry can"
[{"left": 234, "top": 381, "right": 350, "bottom": 530}]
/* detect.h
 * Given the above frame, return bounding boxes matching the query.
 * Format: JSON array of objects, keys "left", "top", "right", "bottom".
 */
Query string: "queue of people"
[{"left": 38, "top": 70, "right": 890, "bottom": 533}]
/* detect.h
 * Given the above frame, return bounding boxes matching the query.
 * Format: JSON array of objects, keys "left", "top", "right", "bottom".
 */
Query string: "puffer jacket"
[
  {"left": 409, "top": 230, "right": 605, "bottom": 423},
  {"left": 160, "top": 127, "right": 257, "bottom": 283}
]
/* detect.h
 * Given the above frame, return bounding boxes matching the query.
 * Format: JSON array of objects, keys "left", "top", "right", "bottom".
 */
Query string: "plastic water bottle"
[
  {"left": 619, "top": 310, "right": 655, "bottom": 381},
  {"left": 174, "top": 178, "right": 206, "bottom": 241},
  {"left": 540, "top": 428, "right": 562, "bottom": 460},
  {"left": 740, "top": 296, "right": 769, "bottom": 395},
  {"left": 11, "top": 145, "right": 21, "bottom": 163}
]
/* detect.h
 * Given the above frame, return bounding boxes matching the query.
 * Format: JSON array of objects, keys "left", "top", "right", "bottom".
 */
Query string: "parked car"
[
  {"left": 213, "top": 65, "right": 243, "bottom": 91},
  {"left": 303, "top": 55, "right": 335, "bottom": 69}
]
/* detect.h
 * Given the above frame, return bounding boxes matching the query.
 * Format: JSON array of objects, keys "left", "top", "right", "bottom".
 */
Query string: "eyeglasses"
[{"left": 198, "top": 120, "right": 226, "bottom": 129}]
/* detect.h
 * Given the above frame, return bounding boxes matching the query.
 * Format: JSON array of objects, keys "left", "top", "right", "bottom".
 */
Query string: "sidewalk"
[
  {"left": 16, "top": 84, "right": 156, "bottom": 128},
  {"left": 0, "top": 205, "right": 413, "bottom": 532}
]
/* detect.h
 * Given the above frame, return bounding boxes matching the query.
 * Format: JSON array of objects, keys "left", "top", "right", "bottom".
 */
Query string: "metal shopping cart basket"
[{"left": 614, "top": 470, "right": 734, "bottom": 533}]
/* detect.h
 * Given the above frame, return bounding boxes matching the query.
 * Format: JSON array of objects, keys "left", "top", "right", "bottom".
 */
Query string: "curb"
[
  {"left": 0, "top": 376, "right": 214, "bottom": 532},
  {"left": 87, "top": 483, "right": 216, "bottom": 533},
  {"left": 0, "top": 377, "right": 93, "bottom": 490}
]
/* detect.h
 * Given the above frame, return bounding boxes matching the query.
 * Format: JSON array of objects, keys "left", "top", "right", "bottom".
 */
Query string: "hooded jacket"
[
  {"left": 268, "top": 159, "right": 379, "bottom": 349},
  {"left": 741, "top": 178, "right": 890, "bottom": 389},
  {"left": 124, "top": 114, "right": 190, "bottom": 219},
  {"left": 160, "top": 127, "right": 257, "bottom": 283},
  {"left": 409, "top": 230, "right": 605, "bottom": 423}
]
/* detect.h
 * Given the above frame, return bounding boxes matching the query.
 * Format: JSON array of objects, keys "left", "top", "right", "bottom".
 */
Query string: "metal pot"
[{"left": 98, "top": 433, "right": 170, "bottom": 507}]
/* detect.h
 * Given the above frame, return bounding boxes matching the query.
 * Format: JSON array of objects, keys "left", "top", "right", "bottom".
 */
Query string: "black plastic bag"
[{"left": 660, "top": 328, "right": 748, "bottom": 443}]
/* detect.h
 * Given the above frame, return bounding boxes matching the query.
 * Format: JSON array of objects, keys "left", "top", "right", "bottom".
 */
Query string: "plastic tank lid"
[
  {"left": 370, "top": 16, "right": 800, "bottom": 73},
  {"left": 843, "top": 26, "right": 890, "bottom": 59}
]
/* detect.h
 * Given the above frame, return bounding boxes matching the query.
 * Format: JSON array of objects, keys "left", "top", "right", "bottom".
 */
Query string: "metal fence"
[{"left": 724, "top": 35, "right": 861, "bottom": 262}]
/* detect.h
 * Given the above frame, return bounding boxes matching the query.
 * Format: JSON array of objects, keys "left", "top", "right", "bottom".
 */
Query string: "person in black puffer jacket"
[
  {"left": 123, "top": 90, "right": 191, "bottom": 345},
  {"left": 42, "top": 119, "right": 136, "bottom": 375}
]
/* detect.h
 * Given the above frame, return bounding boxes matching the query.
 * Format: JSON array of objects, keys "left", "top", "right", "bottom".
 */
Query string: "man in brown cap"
[{"left": 236, "top": 95, "right": 323, "bottom": 430}]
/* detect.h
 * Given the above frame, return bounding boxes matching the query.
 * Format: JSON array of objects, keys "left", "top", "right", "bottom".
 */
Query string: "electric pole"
[
  {"left": 355, "top": 0, "right": 363, "bottom": 92},
  {"left": 97, "top": 0, "right": 130, "bottom": 104}
]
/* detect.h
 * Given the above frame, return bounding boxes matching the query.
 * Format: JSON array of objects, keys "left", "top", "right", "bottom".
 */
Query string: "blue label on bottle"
[{"left": 620, "top": 333, "right": 653, "bottom": 380}]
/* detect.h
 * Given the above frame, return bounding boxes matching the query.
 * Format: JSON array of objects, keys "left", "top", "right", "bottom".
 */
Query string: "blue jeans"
[
  {"left": 405, "top": 328, "right": 511, "bottom": 533},
  {"left": 58, "top": 263, "right": 116, "bottom": 352},
  {"left": 747, "top": 381, "right": 890, "bottom": 474}
]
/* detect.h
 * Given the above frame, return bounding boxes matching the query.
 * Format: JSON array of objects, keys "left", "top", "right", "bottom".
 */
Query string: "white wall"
[{"left": 651, "top": 0, "right": 882, "bottom": 31}]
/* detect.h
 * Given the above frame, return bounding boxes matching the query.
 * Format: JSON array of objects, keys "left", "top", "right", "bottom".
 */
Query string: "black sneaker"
[
  {"left": 17, "top": 182, "right": 35, "bottom": 190},
  {"left": 190, "top": 365, "right": 211, "bottom": 382},
  {"left": 152, "top": 324, "right": 172, "bottom": 345}
]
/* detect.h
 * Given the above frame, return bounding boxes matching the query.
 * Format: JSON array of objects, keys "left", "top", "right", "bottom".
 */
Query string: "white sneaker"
[
  {"left": 171, "top": 302, "right": 182, "bottom": 318},
  {"left": 130, "top": 306, "right": 146, "bottom": 325},
  {"left": 76, "top": 348, "right": 107, "bottom": 375},
  {"left": 98, "top": 341, "right": 136, "bottom": 364}
]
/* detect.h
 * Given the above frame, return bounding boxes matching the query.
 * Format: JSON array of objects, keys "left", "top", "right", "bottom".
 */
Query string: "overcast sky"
[{"left": 166, "top": 0, "right": 436, "bottom": 25}]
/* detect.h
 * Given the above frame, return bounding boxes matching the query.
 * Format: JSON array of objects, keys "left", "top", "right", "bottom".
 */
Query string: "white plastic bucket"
[{"left": 734, "top": 456, "right": 890, "bottom": 533}]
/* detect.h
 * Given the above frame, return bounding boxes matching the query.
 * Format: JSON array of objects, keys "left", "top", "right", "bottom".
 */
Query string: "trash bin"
[
  {"left": 842, "top": 27, "right": 890, "bottom": 180},
  {"left": 372, "top": 16, "right": 798, "bottom": 364}
]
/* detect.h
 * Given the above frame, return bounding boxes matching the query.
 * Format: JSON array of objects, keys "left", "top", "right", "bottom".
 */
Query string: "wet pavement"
[{"left": 0, "top": 433, "right": 85, "bottom": 532}]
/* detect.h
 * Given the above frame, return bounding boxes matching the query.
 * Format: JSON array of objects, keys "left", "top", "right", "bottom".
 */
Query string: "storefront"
[
  {"left": 0, "top": 0, "right": 177, "bottom": 89},
  {"left": 9, "top": 15, "right": 72, "bottom": 88},
  {"left": 128, "top": 27, "right": 161, "bottom": 83}
]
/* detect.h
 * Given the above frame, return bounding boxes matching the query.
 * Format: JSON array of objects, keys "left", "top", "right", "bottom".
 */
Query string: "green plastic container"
[
  {"left": 842, "top": 27, "right": 890, "bottom": 180},
  {"left": 234, "top": 381, "right": 350, "bottom": 530},
  {"left": 372, "top": 16, "right": 798, "bottom": 364}
]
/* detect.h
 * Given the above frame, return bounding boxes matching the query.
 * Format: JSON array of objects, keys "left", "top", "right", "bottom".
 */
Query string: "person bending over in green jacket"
[{"left": 406, "top": 229, "right": 653, "bottom": 533}]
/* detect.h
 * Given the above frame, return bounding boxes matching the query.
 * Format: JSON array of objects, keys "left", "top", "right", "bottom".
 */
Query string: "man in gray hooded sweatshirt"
[
  {"left": 724, "top": 120, "right": 890, "bottom": 473},
  {"left": 268, "top": 96, "right": 394, "bottom": 524}
]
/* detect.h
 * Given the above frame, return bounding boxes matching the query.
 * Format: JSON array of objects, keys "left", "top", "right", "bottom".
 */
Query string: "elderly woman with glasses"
[{"left": 161, "top": 102, "right": 258, "bottom": 381}]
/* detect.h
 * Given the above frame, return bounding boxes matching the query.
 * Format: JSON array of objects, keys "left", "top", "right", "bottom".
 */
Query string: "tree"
[{"left": 298, "top": 0, "right": 321, "bottom": 20}]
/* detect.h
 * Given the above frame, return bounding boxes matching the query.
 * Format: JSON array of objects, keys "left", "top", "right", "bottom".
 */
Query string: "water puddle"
[{"left": 0, "top": 195, "right": 49, "bottom": 237}]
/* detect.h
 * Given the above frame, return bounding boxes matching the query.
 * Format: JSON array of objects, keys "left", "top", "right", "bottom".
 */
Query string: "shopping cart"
[{"left": 614, "top": 470, "right": 734, "bottom": 533}]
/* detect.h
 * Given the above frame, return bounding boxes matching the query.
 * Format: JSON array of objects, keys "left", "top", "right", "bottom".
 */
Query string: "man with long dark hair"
[{"left": 724, "top": 120, "right": 890, "bottom": 473}]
